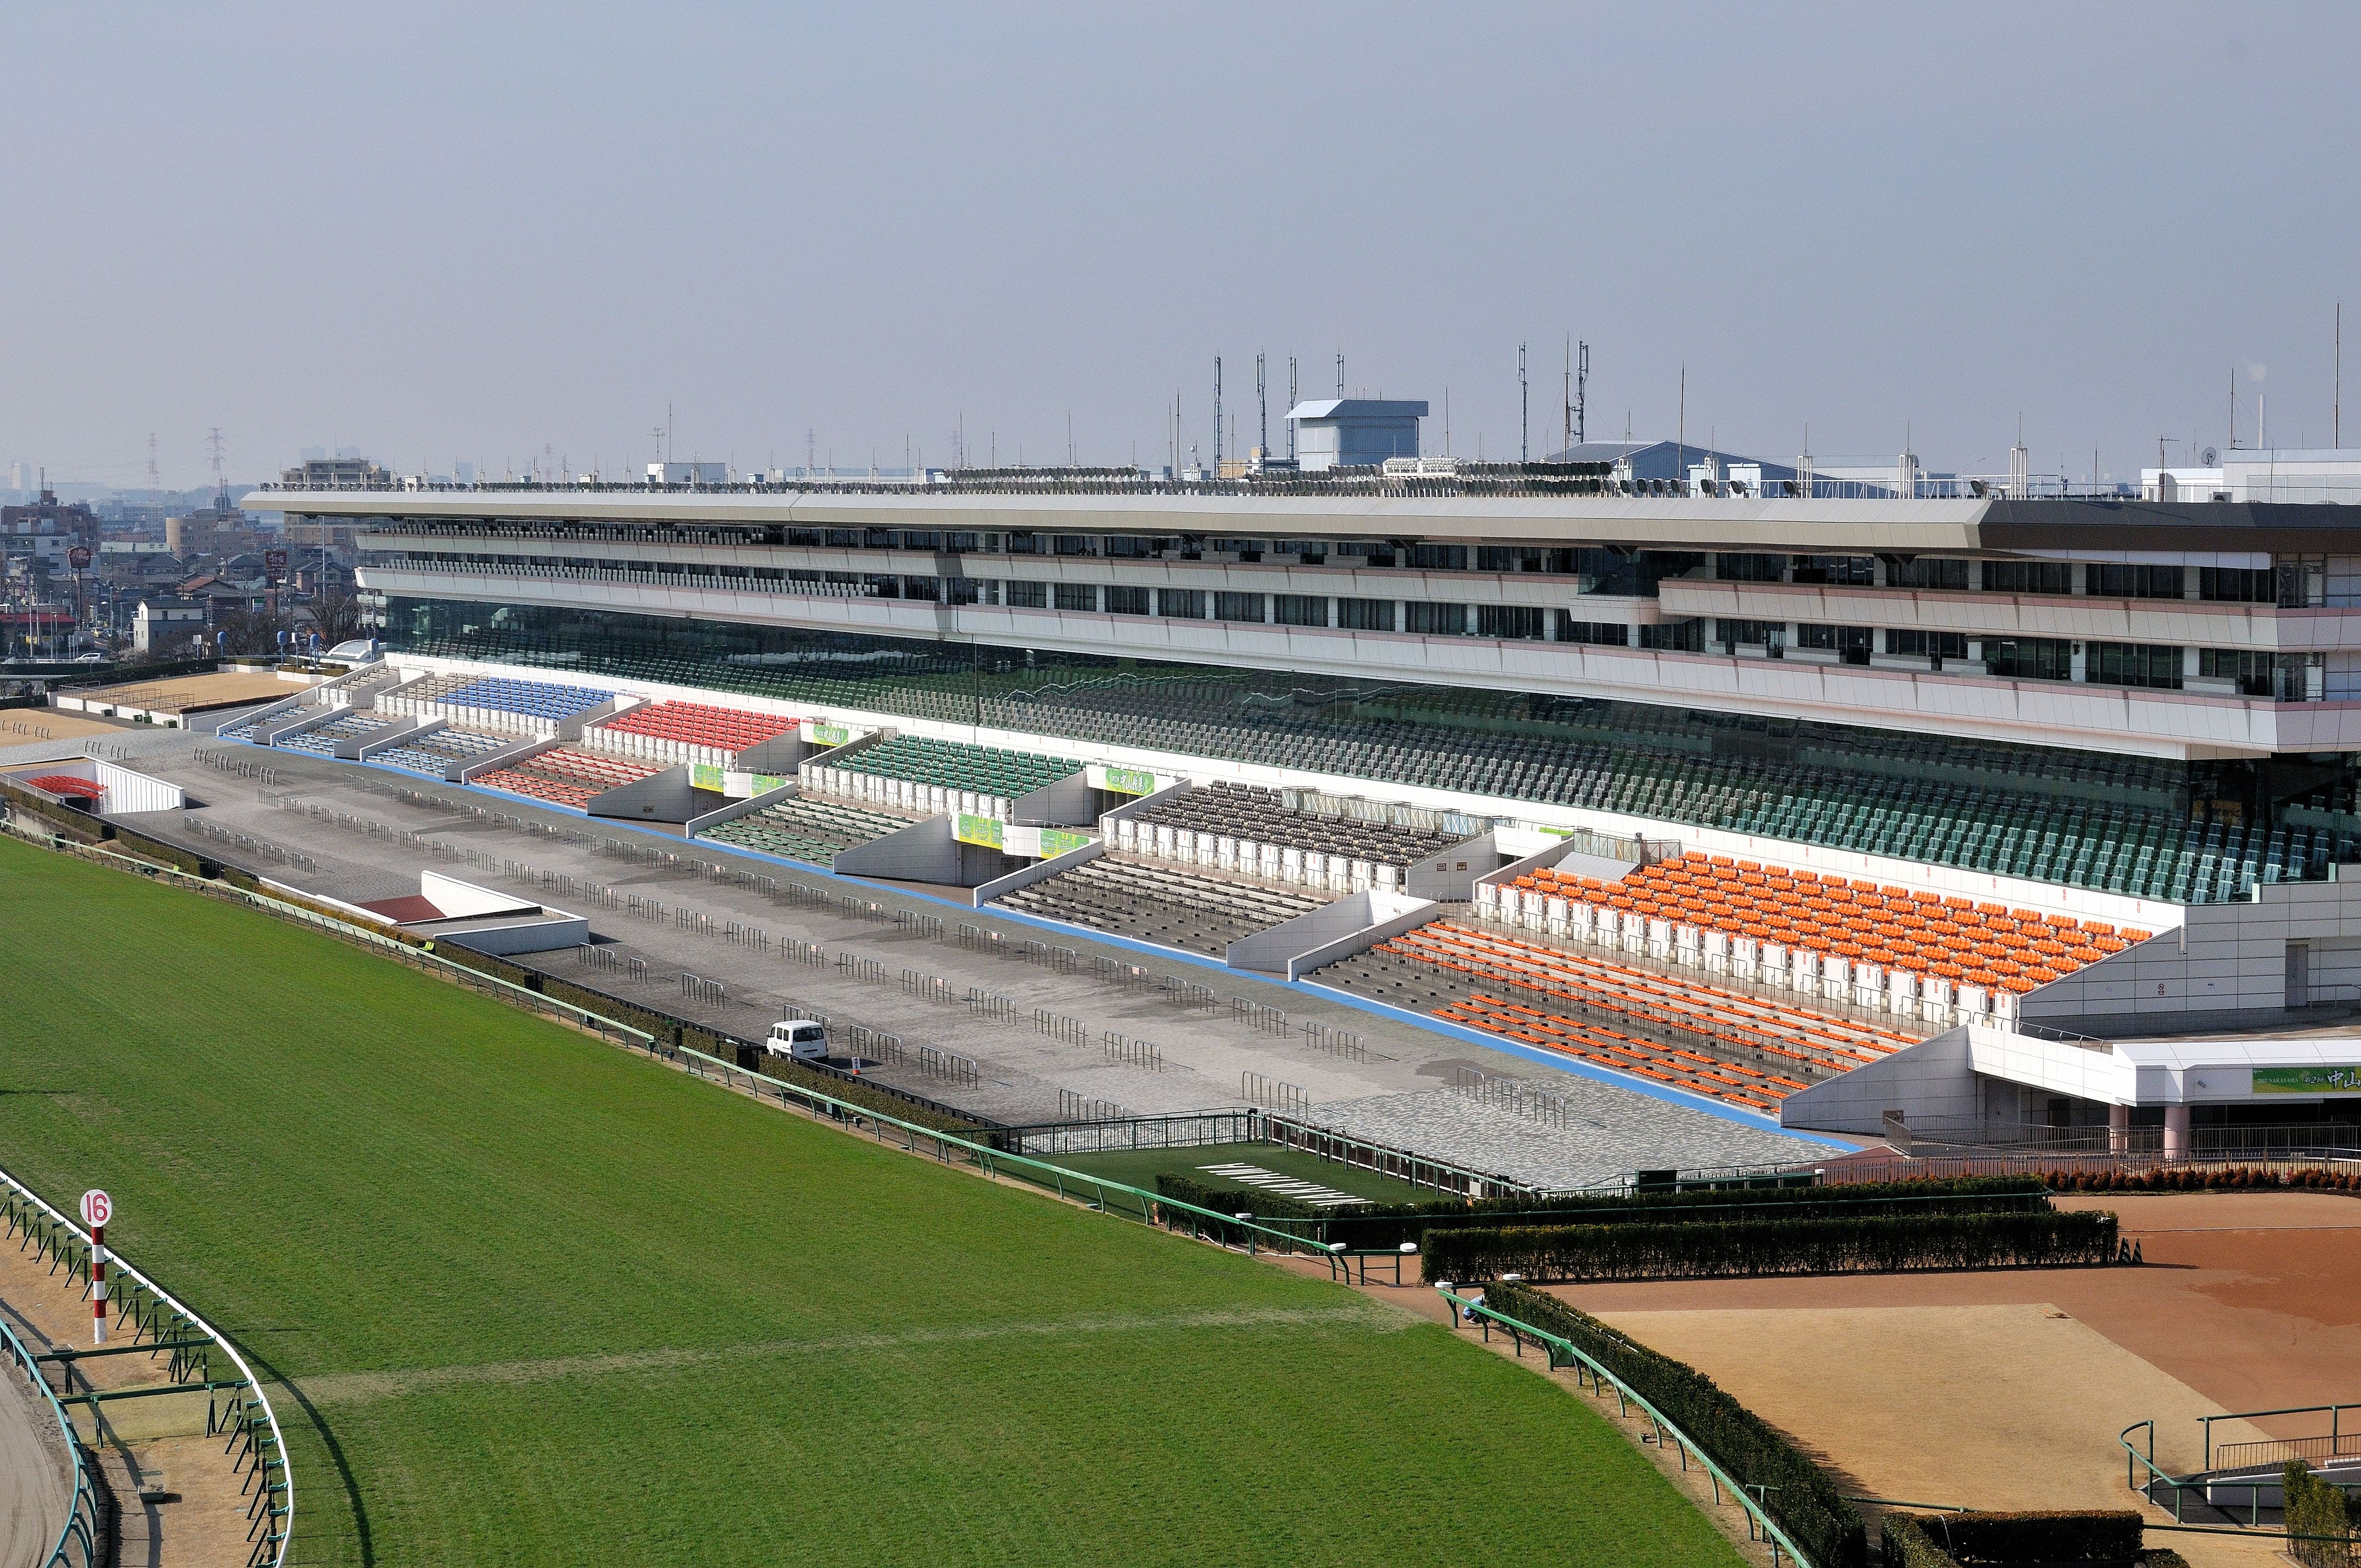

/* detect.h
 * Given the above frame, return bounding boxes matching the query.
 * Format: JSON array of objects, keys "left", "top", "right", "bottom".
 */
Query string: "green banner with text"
[
  {"left": 954, "top": 813, "right": 1005, "bottom": 850},
  {"left": 2253, "top": 1065, "right": 2361, "bottom": 1095}
]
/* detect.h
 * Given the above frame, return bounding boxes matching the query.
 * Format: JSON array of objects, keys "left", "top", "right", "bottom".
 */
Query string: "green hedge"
[
  {"left": 1484, "top": 1282, "right": 1867, "bottom": 1568},
  {"left": 1194, "top": 1174, "right": 2055, "bottom": 1250},
  {"left": 1883, "top": 1515, "right": 1960, "bottom": 1568},
  {"left": 1155, "top": 1173, "right": 1324, "bottom": 1223},
  {"left": 1883, "top": 1510, "right": 2144, "bottom": 1565},
  {"left": 2046, "top": 1166, "right": 2361, "bottom": 1195},
  {"left": 1426, "top": 1209, "right": 2119, "bottom": 1283},
  {"left": 1459, "top": 1174, "right": 2049, "bottom": 1222},
  {"left": 2285, "top": 1461, "right": 2358, "bottom": 1568}
]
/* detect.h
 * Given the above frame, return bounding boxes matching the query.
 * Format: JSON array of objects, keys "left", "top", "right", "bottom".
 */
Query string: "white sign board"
[{"left": 80, "top": 1189, "right": 112, "bottom": 1228}]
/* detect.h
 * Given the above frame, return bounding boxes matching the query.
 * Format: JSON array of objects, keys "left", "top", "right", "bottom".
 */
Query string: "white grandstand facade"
[{"left": 245, "top": 463, "right": 2361, "bottom": 1153}]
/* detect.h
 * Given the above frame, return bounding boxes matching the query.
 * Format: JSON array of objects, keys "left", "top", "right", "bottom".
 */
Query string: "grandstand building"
[{"left": 248, "top": 462, "right": 2361, "bottom": 1151}]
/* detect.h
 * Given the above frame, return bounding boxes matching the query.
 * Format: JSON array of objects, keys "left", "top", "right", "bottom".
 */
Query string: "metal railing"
[
  {"left": 2205, "top": 1401, "right": 2361, "bottom": 1472},
  {"left": 1438, "top": 1287, "right": 1818, "bottom": 1567},
  {"left": 0, "top": 1311, "right": 99, "bottom": 1567},
  {"left": 1, "top": 1165, "right": 291, "bottom": 1567}
]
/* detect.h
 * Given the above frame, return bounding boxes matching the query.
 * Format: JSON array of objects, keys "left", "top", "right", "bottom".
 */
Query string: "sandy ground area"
[
  {"left": 73, "top": 669, "right": 314, "bottom": 713},
  {"left": 0, "top": 709, "right": 143, "bottom": 744},
  {"left": 1537, "top": 1190, "right": 2361, "bottom": 1567}
]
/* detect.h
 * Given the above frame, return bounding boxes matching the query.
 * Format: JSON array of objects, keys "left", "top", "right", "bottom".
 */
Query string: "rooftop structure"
[{"left": 1285, "top": 399, "right": 1428, "bottom": 471}]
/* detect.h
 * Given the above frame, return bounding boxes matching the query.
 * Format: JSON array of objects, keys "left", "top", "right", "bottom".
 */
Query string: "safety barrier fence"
[
  {"left": 0, "top": 1310, "right": 100, "bottom": 1568},
  {"left": 0, "top": 1165, "right": 291, "bottom": 1568},
  {"left": 1438, "top": 1287, "right": 1817, "bottom": 1567},
  {"left": 2204, "top": 1401, "right": 2361, "bottom": 1473},
  {"left": 1264, "top": 1115, "right": 1543, "bottom": 1201}
]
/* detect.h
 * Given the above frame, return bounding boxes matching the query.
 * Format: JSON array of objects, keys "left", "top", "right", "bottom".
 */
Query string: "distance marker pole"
[{"left": 91, "top": 1223, "right": 107, "bottom": 1344}]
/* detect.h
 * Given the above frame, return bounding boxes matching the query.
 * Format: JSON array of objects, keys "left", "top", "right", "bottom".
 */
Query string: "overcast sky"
[{"left": 4, "top": 2, "right": 2355, "bottom": 488}]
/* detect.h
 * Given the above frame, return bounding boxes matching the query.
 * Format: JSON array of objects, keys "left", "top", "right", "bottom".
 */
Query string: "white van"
[{"left": 764, "top": 1019, "right": 829, "bottom": 1063}]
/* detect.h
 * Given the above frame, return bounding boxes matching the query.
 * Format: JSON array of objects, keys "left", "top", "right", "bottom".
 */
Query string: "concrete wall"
[
  {"left": 460, "top": 737, "right": 556, "bottom": 781},
  {"left": 830, "top": 814, "right": 966, "bottom": 882},
  {"left": 969, "top": 838, "right": 1106, "bottom": 906},
  {"left": 358, "top": 717, "right": 445, "bottom": 761},
  {"left": 439, "top": 912, "right": 591, "bottom": 956},
  {"left": 686, "top": 779, "right": 799, "bottom": 839},
  {"left": 557, "top": 695, "right": 632, "bottom": 742},
  {"left": 1097, "top": 779, "right": 1192, "bottom": 831},
  {"left": 334, "top": 717, "right": 424, "bottom": 760},
  {"left": 731, "top": 731, "right": 807, "bottom": 775},
  {"left": 1226, "top": 888, "right": 1435, "bottom": 976},
  {"left": 1778, "top": 1027, "right": 1979, "bottom": 1135},
  {"left": 2020, "top": 876, "right": 2361, "bottom": 1028},
  {"left": 92, "top": 760, "right": 185, "bottom": 815},
  {"left": 1402, "top": 831, "right": 1522, "bottom": 902},
  {"left": 584, "top": 766, "right": 706, "bottom": 824},
  {"left": 1010, "top": 767, "right": 1100, "bottom": 828}
]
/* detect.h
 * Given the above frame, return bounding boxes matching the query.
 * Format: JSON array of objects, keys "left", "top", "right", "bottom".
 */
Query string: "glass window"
[
  {"left": 1798, "top": 624, "right": 1872, "bottom": 661},
  {"left": 1214, "top": 591, "right": 1264, "bottom": 623},
  {"left": 1408, "top": 543, "right": 1466, "bottom": 570},
  {"left": 1103, "top": 585, "right": 1150, "bottom": 615},
  {"left": 1005, "top": 580, "right": 1047, "bottom": 609},
  {"left": 1337, "top": 597, "right": 1395, "bottom": 631},
  {"left": 1891, "top": 558, "right": 1970, "bottom": 591},
  {"left": 2087, "top": 641, "right": 2184, "bottom": 689},
  {"left": 1982, "top": 561, "right": 2074, "bottom": 595},
  {"left": 1790, "top": 556, "right": 1875, "bottom": 586},
  {"left": 2090, "top": 564, "right": 2184, "bottom": 600},
  {"left": 1889, "top": 629, "right": 1968, "bottom": 659},
  {"left": 1714, "top": 618, "right": 1784, "bottom": 647},
  {"left": 1404, "top": 601, "right": 1469, "bottom": 635},
  {"left": 2200, "top": 651, "right": 2276, "bottom": 694},
  {"left": 1557, "top": 615, "right": 1630, "bottom": 647},
  {"left": 1272, "top": 594, "right": 1328, "bottom": 628},
  {"left": 2199, "top": 567, "right": 2275, "bottom": 603},
  {"left": 1984, "top": 636, "right": 2073, "bottom": 680},
  {"left": 901, "top": 575, "right": 940, "bottom": 602},
  {"left": 1476, "top": 605, "right": 1545, "bottom": 639},
  {"left": 1638, "top": 620, "right": 1702, "bottom": 652},
  {"left": 1717, "top": 553, "right": 1785, "bottom": 582},
  {"left": 1053, "top": 583, "right": 1097, "bottom": 612},
  {"left": 1157, "top": 589, "right": 1206, "bottom": 619}
]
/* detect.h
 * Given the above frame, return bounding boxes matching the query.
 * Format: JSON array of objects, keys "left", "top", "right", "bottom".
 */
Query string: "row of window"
[
  {"left": 384, "top": 531, "right": 2320, "bottom": 612},
  {"left": 1707, "top": 619, "right": 2320, "bottom": 694},
  {"left": 375, "top": 552, "right": 2322, "bottom": 693},
  {"left": 1724, "top": 554, "right": 2305, "bottom": 605}
]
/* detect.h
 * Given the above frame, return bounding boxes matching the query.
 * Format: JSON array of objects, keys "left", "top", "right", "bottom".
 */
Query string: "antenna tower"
[
  {"left": 205, "top": 428, "right": 228, "bottom": 507},
  {"left": 1518, "top": 344, "right": 1528, "bottom": 464},
  {"left": 1288, "top": 358, "right": 1298, "bottom": 458},
  {"left": 1213, "top": 357, "right": 1223, "bottom": 472},
  {"left": 1576, "top": 342, "right": 1588, "bottom": 446},
  {"left": 1256, "top": 353, "right": 1266, "bottom": 460}
]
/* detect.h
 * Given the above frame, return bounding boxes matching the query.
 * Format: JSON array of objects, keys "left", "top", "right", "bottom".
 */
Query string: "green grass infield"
[{"left": 0, "top": 835, "right": 1740, "bottom": 1567}]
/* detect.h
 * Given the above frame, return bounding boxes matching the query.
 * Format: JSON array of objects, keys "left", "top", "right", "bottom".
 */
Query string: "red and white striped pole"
[
  {"left": 79, "top": 1190, "right": 112, "bottom": 1346},
  {"left": 90, "top": 1223, "right": 107, "bottom": 1344}
]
